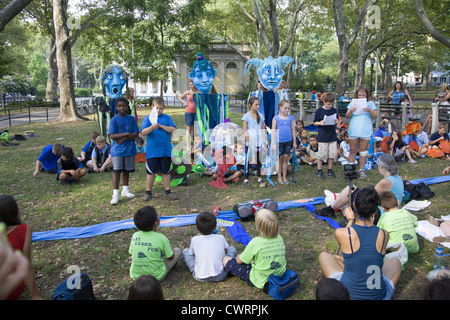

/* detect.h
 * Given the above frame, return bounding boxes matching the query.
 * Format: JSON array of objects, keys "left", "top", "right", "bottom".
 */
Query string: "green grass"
[{"left": 1, "top": 105, "right": 449, "bottom": 300}]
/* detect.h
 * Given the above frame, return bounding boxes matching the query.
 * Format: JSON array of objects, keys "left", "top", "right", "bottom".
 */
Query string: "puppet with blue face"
[
  {"left": 189, "top": 52, "right": 228, "bottom": 145},
  {"left": 245, "top": 56, "right": 295, "bottom": 128},
  {"left": 95, "top": 64, "right": 128, "bottom": 139}
]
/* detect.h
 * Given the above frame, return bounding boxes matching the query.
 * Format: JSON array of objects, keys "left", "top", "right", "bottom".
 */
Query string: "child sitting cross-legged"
[
  {"left": 182, "top": 211, "right": 236, "bottom": 282},
  {"left": 223, "top": 209, "right": 286, "bottom": 290},
  {"left": 129, "top": 206, "right": 181, "bottom": 282},
  {"left": 57, "top": 147, "right": 87, "bottom": 184}
]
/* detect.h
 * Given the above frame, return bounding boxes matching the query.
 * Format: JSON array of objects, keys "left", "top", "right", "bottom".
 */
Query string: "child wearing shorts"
[
  {"left": 140, "top": 97, "right": 178, "bottom": 200},
  {"left": 313, "top": 92, "right": 338, "bottom": 178},
  {"left": 108, "top": 97, "right": 140, "bottom": 205}
]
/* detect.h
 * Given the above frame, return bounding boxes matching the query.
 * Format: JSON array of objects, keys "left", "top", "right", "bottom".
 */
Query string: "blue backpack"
[
  {"left": 51, "top": 273, "right": 96, "bottom": 300},
  {"left": 263, "top": 270, "right": 299, "bottom": 300}
]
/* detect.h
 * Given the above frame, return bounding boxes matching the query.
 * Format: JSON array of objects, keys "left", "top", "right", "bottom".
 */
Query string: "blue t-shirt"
[
  {"left": 37, "top": 144, "right": 65, "bottom": 171},
  {"left": 347, "top": 100, "right": 376, "bottom": 138},
  {"left": 108, "top": 114, "right": 139, "bottom": 157},
  {"left": 430, "top": 132, "right": 449, "bottom": 145},
  {"left": 141, "top": 113, "right": 176, "bottom": 158},
  {"left": 273, "top": 114, "right": 294, "bottom": 143}
]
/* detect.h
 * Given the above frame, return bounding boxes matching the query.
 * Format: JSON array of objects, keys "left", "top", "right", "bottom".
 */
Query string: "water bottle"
[{"left": 432, "top": 246, "right": 447, "bottom": 270}]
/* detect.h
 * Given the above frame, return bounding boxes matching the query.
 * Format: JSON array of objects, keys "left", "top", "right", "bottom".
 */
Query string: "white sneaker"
[
  {"left": 110, "top": 194, "right": 119, "bottom": 205},
  {"left": 121, "top": 189, "right": 135, "bottom": 199}
]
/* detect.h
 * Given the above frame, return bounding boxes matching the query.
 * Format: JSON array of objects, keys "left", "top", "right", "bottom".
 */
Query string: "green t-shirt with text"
[
  {"left": 129, "top": 230, "right": 174, "bottom": 280},
  {"left": 377, "top": 208, "right": 419, "bottom": 254},
  {"left": 239, "top": 234, "right": 286, "bottom": 289}
]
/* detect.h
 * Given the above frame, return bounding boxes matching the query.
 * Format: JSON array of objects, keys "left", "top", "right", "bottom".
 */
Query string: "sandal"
[{"left": 258, "top": 179, "right": 267, "bottom": 188}]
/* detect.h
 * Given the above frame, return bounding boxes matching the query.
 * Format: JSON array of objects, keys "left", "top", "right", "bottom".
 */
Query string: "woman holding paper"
[{"left": 345, "top": 86, "right": 378, "bottom": 178}]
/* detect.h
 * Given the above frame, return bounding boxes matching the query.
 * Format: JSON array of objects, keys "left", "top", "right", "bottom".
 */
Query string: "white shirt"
[{"left": 188, "top": 234, "right": 229, "bottom": 279}]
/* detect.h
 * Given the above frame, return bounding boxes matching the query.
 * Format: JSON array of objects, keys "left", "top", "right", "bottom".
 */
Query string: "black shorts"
[
  {"left": 145, "top": 157, "right": 172, "bottom": 175},
  {"left": 278, "top": 140, "right": 293, "bottom": 156}
]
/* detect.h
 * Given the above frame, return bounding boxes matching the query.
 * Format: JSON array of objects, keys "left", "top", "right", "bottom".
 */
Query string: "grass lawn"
[{"left": 1, "top": 105, "right": 449, "bottom": 301}]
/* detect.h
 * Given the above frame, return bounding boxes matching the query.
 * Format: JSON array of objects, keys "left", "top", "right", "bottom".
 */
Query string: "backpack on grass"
[
  {"left": 263, "top": 270, "right": 299, "bottom": 300},
  {"left": 51, "top": 273, "right": 95, "bottom": 300}
]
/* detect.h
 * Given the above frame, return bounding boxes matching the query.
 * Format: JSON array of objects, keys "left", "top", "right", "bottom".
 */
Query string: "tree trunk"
[
  {"left": 354, "top": 17, "right": 368, "bottom": 89},
  {"left": 45, "top": 38, "right": 58, "bottom": 101},
  {"left": 52, "top": 0, "right": 85, "bottom": 122},
  {"left": 333, "top": 0, "right": 349, "bottom": 95}
]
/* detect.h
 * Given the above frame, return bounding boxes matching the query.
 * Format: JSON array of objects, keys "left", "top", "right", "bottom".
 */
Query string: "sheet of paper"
[
  {"left": 149, "top": 106, "right": 158, "bottom": 124},
  {"left": 323, "top": 113, "right": 337, "bottom": 125},
  {"left": 351, "top": 98, "right": 367, "bottom": 115},
  {"left": 403, "top": 200, "right": 431, "bottom": 211}
]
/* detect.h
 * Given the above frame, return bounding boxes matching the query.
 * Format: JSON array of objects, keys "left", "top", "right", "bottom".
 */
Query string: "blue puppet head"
[
  {"left": 244, "top": 56, "right": 295, "bottom": 90},
  {"left": 102, "top": 64, "right": 127, "bottom": 99},
  {"left": 189, "top": 52, "right": 217, "bottom": 94}
]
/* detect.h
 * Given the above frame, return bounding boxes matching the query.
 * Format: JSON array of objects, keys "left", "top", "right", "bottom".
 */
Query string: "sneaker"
[
  {"left": 165, "top": 192, "right": 179, "bottom": 200},
  {"left": 243, "top": 179, "right": 250, "bottom": 188},
  {"left": 317, "top": 170, "right": 325, "bottom": 179},
  {"left": 121, "top": 189, "right": 135, "bottom": 199},
  {"left": 143, "top": 193, "right": 152, "bottom": 201},
  {"left": 328, "top": 170, "right": 336, "bottom": 178},
  {"left": 359, "top": 169, "right": 367, "bottom": 179},
  {"left": 408, "top": 159, "right": 417, "bottom": 164},
  {"left": 110, "top": 194, "right": 119, "bottom": 205}
]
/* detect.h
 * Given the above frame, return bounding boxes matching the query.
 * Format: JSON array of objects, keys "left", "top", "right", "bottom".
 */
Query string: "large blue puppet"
[
  {"left": 94, "top": 64, "right": 128, "bottom": 139},
  {"left": 245, "top": 56, "right": 295, "bottom": 128},
  {"left": 189, "top": 52, "right": 229, "bottom": 145}
]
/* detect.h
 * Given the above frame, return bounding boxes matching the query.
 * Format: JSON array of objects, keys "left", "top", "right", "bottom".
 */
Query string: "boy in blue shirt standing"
[
  {"left": 313, "top": 92, "right": 338, "bottom": 178},
  {"left": 141, "top": 97, "right": 178, "bottom": 200},
  {"left": 108, "top": 97, "right": 140, "bottom": 205}
]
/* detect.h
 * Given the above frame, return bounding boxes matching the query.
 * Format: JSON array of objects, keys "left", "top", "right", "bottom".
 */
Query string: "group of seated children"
[
  {"left": 32, "top": 131, "right": 113, "bottom": 184},
  {"left": 128, "top": 204, "right": 287, "bottom": 298}
]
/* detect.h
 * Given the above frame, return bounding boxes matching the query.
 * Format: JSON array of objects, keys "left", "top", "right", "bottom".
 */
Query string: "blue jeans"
[{"left": 183, "top": 246, "right": 236, "bottom": 282}]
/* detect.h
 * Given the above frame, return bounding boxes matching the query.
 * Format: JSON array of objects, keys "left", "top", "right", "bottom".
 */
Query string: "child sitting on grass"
[
  {"left": 223, "top": 209, "right": 286, "bottom": 290},
  {"left": 129, "top": 206, "right": 181, "bottom": 282},
  {"left": 387, "top": 129, "right": 417, "bottom": 164},
  {"left": 183, "top": 211, "right": 236, "bottom": 282},
  {"left": 57, "top": 147, "right": 87, "bottom": 184},
  {"left": 377, "top": 191, "right": 419, "bottom": 254}
]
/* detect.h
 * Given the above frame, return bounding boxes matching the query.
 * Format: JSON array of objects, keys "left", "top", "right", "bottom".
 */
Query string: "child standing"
[
  {"left": 129, "top": 206, "right": 181, "bottom": 281},
  {"left": 223, "top": 209, "right": 286, "bottom": 290},
  {"left": 272, "top": 99, "right": 296, "bottom": 184},
  {"left": 242, "top": 97, "right": 267, "bottom": 188},
  {"left": 141, "top": 97, "right": 178, "bottom": 201},
  {"left": 313, "top": 93, "right": 338, "bottom": 178},
  {"left": 57, "top": 147, "right": 87, "bottom": 184},
  {"left": 183, "top": 211, "right": 236, "bottom": 282},
  {"left": 377, "top": 191, "right": 419, "bottom": 254},
  {"left": 108, "top": 97, "right": 140, "bottom": 205}
]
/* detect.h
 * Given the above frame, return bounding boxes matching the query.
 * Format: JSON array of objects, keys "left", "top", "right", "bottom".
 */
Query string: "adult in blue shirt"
[
  {"left": 141, "top": 97, "right": 178, "bottom": 201},
  {"left": 33, "top": 143, "right": 64, "bottom": 177}
]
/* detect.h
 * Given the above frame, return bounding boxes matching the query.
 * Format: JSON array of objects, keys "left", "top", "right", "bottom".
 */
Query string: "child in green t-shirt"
[
  {"left": 222, "top": 209, "right": 286, "bottom": 289},
  {"left": 129, "top": 206, "right": 181, "bottom": 281},
  {"left": 377, "top": 191, "right": 419, "bottom": 254}
]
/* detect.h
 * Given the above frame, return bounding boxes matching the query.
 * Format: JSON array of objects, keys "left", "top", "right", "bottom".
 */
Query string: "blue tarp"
[
  {"left": 31, "top": 197, "right": 326, "bottom": 243},
  {"left": 30, "top": 176, "right": 448, "bottom": 243}
]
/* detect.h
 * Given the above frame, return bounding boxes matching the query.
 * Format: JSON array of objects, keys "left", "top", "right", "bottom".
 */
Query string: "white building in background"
[
  {"left": 174, "top": 43, "right": 252, "bottom": 95},
  {"left": 128, "top": 43, "right": 252, "bottom": 98}
]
